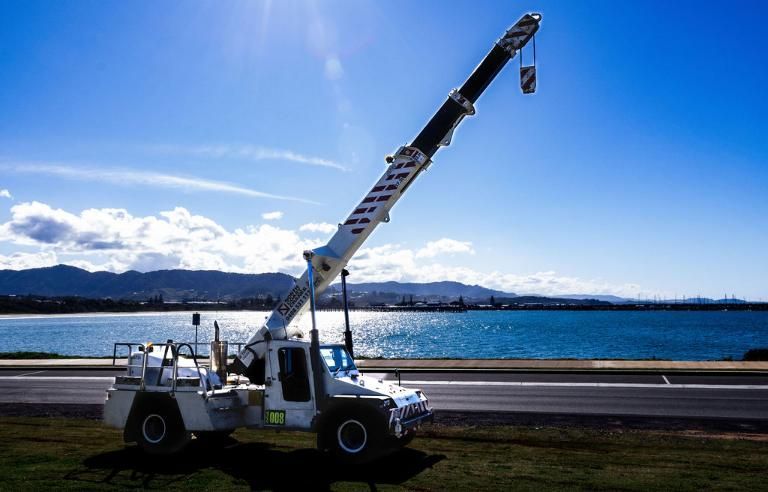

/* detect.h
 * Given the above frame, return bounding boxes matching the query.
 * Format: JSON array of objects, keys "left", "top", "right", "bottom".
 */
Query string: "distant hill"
[
  {"left": 0, "top": 265, "right": 757, "bottom": 311},
  {"left": 338, "top": 281, "right": 514, "bottom": 299},
  {"left": 0, "top": 265, "right": 629, "bottom": 306},
  {"left": 0, "top": 266, "right": 516, "bottom": 303},
  {"left": 0, "top": 265, "right": 295, "bottom": 301}
]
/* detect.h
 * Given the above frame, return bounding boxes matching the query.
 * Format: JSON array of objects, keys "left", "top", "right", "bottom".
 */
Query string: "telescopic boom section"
[{"left": 231, "top": 13, "right": 541, "bottom": 378}]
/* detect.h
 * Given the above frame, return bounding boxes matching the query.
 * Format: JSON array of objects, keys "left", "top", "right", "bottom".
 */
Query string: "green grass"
[{"left": 0, "top": 417, "right": 766, "bottom": 491}]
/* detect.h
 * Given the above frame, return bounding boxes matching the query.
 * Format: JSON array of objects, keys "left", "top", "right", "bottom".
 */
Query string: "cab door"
[{"left": 264, "top": 342, "right": 316, "bottom": 429}]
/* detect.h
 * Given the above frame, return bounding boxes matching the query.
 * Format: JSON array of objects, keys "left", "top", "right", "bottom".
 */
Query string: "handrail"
[
  {"left": 175, "top": 342, "right": 208, "bottom": 399},
  {"left": 185, "top": 341, "right": 244, "bottom": 357},
  {"left": 113, "top": 340, "right": 240, "bottom": 369},
  {"left": 114, "top": 340, "right": 222, "bottom": 399},
  {"left": 112, "top": 342, "right": 145, "bottom": 366},
  {"left": 171, "top": 346, "right": 179, "bottom": 395},
  {"left": 155, "top": 342, "right": 172, "bottom": 387},
  {"left": 139, "top": 346, "right": 149, "bottom": 391}
]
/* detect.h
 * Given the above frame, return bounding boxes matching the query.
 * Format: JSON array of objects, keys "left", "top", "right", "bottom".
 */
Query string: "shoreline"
[
  {"left": 3, "top": 305, "right": 768, "bottom": 318},
  {"left": 0, "top": 310, "right": 248, "bottom": 320}
]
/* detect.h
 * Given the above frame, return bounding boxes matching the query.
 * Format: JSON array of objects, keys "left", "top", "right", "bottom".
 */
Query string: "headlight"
[{"left": 380, "top": 398, "right": 396, "bottom": 409}]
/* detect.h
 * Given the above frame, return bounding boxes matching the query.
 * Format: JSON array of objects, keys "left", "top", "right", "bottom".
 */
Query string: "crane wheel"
[
  {"left": 134, "top": 403, "right": 190, "bottom": 455},
  {"left": 321, "top": 410, "right": 385, "bottom": 464}
]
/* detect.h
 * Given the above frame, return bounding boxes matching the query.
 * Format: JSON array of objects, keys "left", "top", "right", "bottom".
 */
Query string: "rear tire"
[{"left": 134, "top": 406, "right": 190, "bottom": 455}]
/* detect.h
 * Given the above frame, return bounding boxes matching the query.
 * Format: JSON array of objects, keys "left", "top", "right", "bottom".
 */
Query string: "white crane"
[{"left": 105, "top": 12, "right": 541, "bottom": 462}]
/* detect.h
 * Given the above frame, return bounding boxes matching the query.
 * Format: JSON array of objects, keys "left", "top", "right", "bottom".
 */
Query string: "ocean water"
[{"left": 0, "top": 310, "right": 766, "bottom": 360}]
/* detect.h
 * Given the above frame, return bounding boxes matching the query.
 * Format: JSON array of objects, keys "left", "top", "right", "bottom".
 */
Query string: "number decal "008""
[{"left": 266, "top": 410, "right": 286, "bottom": 425}]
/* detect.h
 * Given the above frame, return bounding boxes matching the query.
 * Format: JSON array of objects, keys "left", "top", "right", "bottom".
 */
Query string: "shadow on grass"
[{"left": 66, "top": 438, "right": 445, "bottom": 490}]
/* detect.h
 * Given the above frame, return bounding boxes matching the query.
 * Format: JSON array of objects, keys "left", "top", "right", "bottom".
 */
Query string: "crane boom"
[{"left": 232, "top": 13, "right": 541, "bottom": 378}]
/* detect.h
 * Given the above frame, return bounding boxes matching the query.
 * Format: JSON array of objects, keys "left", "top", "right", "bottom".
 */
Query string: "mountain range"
[
  {"left": 335, "top": 281, "right": 513, "bottom": 299},
  {"left": 0, "top": 265, "right": 294, "bottom": 300},
  {"left": 0, "top": 264, "right": 627, "bottom": 304}
]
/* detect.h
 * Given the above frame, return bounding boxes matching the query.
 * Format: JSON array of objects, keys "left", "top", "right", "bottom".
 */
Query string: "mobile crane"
[{"left": 104, "top": 12, "right": 542, "bottom": 462}]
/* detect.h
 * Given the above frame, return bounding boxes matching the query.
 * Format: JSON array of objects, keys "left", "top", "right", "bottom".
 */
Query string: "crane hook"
[{"left": 519, "top": 34, "right": 537, "bottom": 94}]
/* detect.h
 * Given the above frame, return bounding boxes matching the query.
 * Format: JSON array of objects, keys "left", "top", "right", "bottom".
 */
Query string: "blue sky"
[{"left": 1, "top": 0, "right": 767, "bottom": 299}]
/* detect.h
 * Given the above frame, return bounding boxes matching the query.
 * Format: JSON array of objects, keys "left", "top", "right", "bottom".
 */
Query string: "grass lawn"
[{"left": 0, "top": 417, "right": 766, "bottom": 491}]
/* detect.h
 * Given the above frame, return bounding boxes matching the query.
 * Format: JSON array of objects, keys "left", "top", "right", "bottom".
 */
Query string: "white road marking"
[
  {"left": 403, "top": 380, "right": 768, "bottom": 390},
  {"left": 15, "top": 370, "right": 45, "bottom": 377},
  {"left": 662, "top": 375, "right": 671, "bottom": 385}
]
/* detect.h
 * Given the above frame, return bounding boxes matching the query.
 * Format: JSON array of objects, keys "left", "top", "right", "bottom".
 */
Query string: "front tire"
[
  {"left": 337, "top": 418, "right": 368, "bottom": 455},
  {"left": 322, "top": 411, "right": 385, "bottom": 464}
]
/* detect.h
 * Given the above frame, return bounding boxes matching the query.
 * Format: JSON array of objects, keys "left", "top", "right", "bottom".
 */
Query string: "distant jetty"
[
  {"left": 320, "top": 302, "right": 768, "bottom": 313},
  {"left": 322, "top": 305, "right": 468, "bottom": 313},
  {"left": 471, "top": 302, "right": 768, "bottom": 312}
]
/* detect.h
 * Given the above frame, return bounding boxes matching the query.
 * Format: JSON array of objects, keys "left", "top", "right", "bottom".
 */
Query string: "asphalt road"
[{"left": 0, "top": 368, "right": 766, "bottom": 421}]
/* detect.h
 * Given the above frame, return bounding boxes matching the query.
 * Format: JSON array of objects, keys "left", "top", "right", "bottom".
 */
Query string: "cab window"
[
  {"left": 320, "top": 346, "right": 357, "bottom": 375},
  {"left": 278, "top": 347, "right": 311, "bottom": 402}
]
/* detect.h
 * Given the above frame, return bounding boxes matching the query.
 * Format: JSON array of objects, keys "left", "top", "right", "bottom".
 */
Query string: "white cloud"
[
  {"left": 299, "top": 222, "right": 337, "bottom": 234},
  {"left": 2, "top": 163, "right": 317, "bottom": 204},
  {"left": 416, "top": 238, "right": 475, "bottom": 258},
  {"left": 324, "top": 55, "right": 344, "bottom": 80},
  {"left": 152, "top": 144, "right": 348, "bottom": 172},
  {"left": 0, "top": 251, "right": 57, "bottom": 270},
  {"left": 0, "top": 200, "right": 649, "bottom": 297},
  {"left": 0, "top": 202, "right": 316, "bottom": 274},
  {"left": 0, "top": 189, "right": 11, "bottom": 199},
  {"left": 346, "top": 243, "right": 644, "bottom": 298},
  {"left": 261, "top": 211, "right": 284, "bottom": 221}
]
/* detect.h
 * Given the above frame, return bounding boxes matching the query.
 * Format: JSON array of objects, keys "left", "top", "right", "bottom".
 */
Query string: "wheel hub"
[
  {"left": 337, "top": 419, "right": 367, "bottom": 454},
  {"left": 142, "top": 414, "right": 167, "bottom": 444}
]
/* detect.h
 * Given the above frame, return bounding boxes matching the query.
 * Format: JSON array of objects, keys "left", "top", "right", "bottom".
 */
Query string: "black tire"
[
  {"left": 134, "top": 405, "right": 190, "bottom": 455},
  {"left": 322, "top": 410, "right": 386, "bottom": 464}
]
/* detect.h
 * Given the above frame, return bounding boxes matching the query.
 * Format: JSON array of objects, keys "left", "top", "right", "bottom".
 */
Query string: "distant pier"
[
  {"left": 320, "top": 305, "right": 467, "bottom": 313},
  {"left": 319, "top": 302, "right": 768, "bottom": 312}
]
